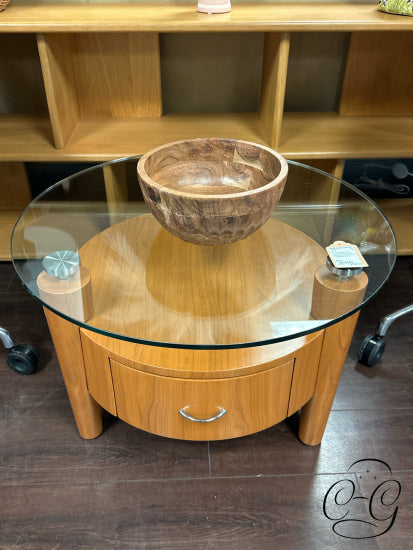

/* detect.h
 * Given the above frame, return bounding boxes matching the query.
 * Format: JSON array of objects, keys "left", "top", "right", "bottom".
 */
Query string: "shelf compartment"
[
  {"left": 0, "top": 115, "right": 55, "bottom": 161},
  {"left": 340, "top": 31, "right": 413, "bottom": 116},
  {"left": 2, "top": 112, "right": 413, "bottom": 162},
  {"left": 0, "top": 113, "right": 266, "bottom": 161},
  {"left": 280, "top": 112, "right": 413, "bottom": 159},
  {"left": 38, "top": 32, "right": 162, "bottom": 149}
]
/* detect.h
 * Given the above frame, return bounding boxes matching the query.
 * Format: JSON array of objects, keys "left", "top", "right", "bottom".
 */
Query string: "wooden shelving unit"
[
  {"left": 1, "top": 2, "right": 412, "bottom": 259},
  {"left": 1, "top": 2, "right": 411, "bottom": 32}
]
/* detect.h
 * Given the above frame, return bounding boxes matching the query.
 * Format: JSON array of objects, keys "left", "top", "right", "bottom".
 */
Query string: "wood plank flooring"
[{"left": 1, "top": 258, "right": 412, "bottom": 550}]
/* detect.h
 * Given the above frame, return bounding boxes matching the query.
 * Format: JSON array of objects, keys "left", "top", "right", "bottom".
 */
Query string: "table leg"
[
  {"left": 44, "top": 308, "right": 103, "bottom": 439},
  {"left": 298, "top": 313, "right": 359, "bottom": 445}
]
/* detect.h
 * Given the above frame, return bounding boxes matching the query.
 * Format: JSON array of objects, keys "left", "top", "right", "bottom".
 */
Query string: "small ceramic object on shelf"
[
  {"left": 197, "top": 0, "right": 231, "bottom": 14},
  {"left": 378, "top": 0, "right": 413, "bottom": 17},
  {"left": 137, "top": 137, "right": 288, "bottom": 246},
  {"left": 0, "top": 0, "right": 10, "bottom": 12}
]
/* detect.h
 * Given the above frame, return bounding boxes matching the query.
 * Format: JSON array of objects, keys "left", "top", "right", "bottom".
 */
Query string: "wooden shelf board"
[
  {"left": 0, "top": 115, "right": 56, "bottom": 161},
  {"left": 375, "top": 198, "right": 413, "bottom": 255},
  {"left": 0, "top": 114, "right": 267, "bottom": 161},
  {"left": 66, "top": 114, "right": 269, "bottom": 160},
  {"left": 280, "top": 113, "right": 413, "bottom": 159},
  {"left": 1, "top": 2, "right": 412, "bottom": 32},
  {"left": 2, "top": 112, "right": 413, "bottom": 162},
  {"left": 0, "top": 210, "right": 23, "bottom": 261}
]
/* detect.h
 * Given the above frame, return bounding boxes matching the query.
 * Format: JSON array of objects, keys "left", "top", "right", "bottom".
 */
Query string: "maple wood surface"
[
  {"left": 2, "top": 113, "right": 413, "bottom": 162},
  {"left": 80, "top": 328, "right": 322, "bottom": 380},
  {"left": 37, "top": 265, "right": 94, "bottom": 323},
  {"left": 1, "top": 3, "right": 412, "bottom": 32},
  {"left": 299, "top": 313, "right": 360, "bottom": 445},
  {"left": 311, "top": 266, "right": 368, "bottom": 320},
  {"left": 43, "top": 308, "right": 103, "bottom": 439},
  {"left": 340, "top": 31, "right": 413, "bottom": 116},
  {"left": 111, "top": 357, "right": 294, "bottom": 441},
  {"left": 77, "top": 215, "right": 326, "bottom": 348},
  {"left": 40, "top": 212, "right": 364, "bottom": 442}
]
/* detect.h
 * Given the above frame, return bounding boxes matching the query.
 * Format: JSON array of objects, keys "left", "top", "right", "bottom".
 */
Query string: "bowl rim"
[{"left": 137, "top": 137, "right": 289, "bottom": 200}]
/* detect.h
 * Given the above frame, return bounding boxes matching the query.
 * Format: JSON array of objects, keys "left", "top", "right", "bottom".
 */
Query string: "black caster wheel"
[
  {"left": 358, "top": 335, "right": 386, "bottom": 367},
  {"left": 7, "top": 344, "right": 40, "bottom": 375}
]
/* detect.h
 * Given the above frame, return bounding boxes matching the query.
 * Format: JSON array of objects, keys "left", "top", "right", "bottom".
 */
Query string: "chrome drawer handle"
[{"left": 178, "top": 406, "right": 227, "bottom": 423}]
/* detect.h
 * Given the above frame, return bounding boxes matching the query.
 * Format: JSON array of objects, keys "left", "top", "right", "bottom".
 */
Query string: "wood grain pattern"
[
  {"left": 1, "top": 3, "right": 412, "bottom": 32},
  {"left": 79, "top": 323, "right": 326, "bottom": 441},
  {"left": 0, "top": 113, "right": 265, "bottom": 161},
  {"left": 43, "top": 307, "right": 102, "bottom": 439},
  {"left": 299, "top": 312, "right": 359, "bottom": 445},
  {"left": 259, "top": 32, "right": 290, "bottom": 149},
  {"left": 111, "top": 358, "right": 294, "bottom": 440},
  {"left": 37, "top": 31, "right": 161, "bottom": 148},
  {"left": 279, "top": 112, "right": 413, "bottom": 159},
  {"left": 0, "top": 210, "right": 22, "bottom": 260},
  {"left": 311, "top": 266, "right": 368, "bottom": 320},
  {"left": 340, "top": 32, "right": 413, "bottom": 116},
  {"left": 138, "top": 138, "right": 288, "bottom": 245},
  {"left": 287, "top": 331, "right": 323, "bottom": 416},
  {"left": 2, "top": 113, "right": 413, "bottom": 162},
  {"left": 0, "top": 162, "right": 31, "bottom": 259},
  {"left": 79, "top": 215, "right": 326, "bottom": 348},
  {"left": 71, "top": 33, "right": 162, "bottom": 119},
  {"left": 0, "top": 161, "right": 31, "bottom": 210},
  {"left": 80, "top": 327, "right": 321, "bottom": 380},
  {"left": 37, "top": 266, "right": 94, "bottom": 323},
  {"left": 80, "top": 330, "right": 117, "bottom": 416},
  {"left": 37, "top": 33, "right": 79, "bottom": 149}
]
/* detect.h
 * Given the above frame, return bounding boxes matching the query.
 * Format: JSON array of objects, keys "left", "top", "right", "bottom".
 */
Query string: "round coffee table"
[{"left": 11, "top": 158, "right": 396, "bottom": 445}]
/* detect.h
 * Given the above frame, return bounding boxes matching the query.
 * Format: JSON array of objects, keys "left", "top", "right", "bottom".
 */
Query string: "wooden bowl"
[{"left": 137, "top": 138, "right": 288, "bottom": 246}]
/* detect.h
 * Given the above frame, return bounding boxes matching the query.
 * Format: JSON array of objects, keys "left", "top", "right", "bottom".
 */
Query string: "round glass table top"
[{"left": 11, "top": 158, "right": 396, "bottom": 350}]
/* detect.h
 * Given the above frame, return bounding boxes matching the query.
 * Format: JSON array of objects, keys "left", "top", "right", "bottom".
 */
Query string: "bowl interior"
[{"left": 142, "top": 139, "right": 284, "bottom": 196}]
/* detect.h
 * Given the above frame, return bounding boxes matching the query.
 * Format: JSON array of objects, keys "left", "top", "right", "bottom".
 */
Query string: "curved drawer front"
[{"left": 111, "top": 359, "right": 294, "bottom": 441}]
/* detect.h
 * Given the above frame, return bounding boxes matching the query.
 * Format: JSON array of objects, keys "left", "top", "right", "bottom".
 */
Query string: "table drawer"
[{"left": 111, "top": 358, "right": 294, "bottom": 440}]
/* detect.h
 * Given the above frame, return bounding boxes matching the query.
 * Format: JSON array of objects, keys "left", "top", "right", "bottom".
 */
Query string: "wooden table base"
[
  {"left": 41, "top": 217, "right": 364, "bottom": 444},
  {"left": 43, "top": 307, "right": 359, "bottom": 445},
  {"left": 43, "top": 308, "right": 102, "bottom": 439}
]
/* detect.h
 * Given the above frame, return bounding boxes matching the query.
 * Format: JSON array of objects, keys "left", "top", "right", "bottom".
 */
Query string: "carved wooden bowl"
[{"left": 137, "top": 138, "right": 288, "bottom": 246}]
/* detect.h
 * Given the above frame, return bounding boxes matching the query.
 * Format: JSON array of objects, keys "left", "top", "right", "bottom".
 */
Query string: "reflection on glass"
[{"left": 11, "top": 159, "right": 396, "bottom": 349}]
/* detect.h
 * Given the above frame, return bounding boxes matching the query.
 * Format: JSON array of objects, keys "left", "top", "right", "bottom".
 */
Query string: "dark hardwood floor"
[{"left": 1, "top": 257, "right": 412, "bottom": 550}]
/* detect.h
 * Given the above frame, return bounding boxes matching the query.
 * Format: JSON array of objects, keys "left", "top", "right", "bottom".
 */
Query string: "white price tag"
[{"left": 326, "top": 241, "right": 368, "bottom": 269}]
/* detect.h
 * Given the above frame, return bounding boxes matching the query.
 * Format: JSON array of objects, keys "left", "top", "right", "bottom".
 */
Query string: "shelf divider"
[
  {"left": 37, "top": 33, "right": 80, "bottom": 149},
  {"left": 37, "top": 32, "right": 162, "bottom": 150},
  {"left": 260, "top": 32, "right": 290, "bottom": 149}
]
